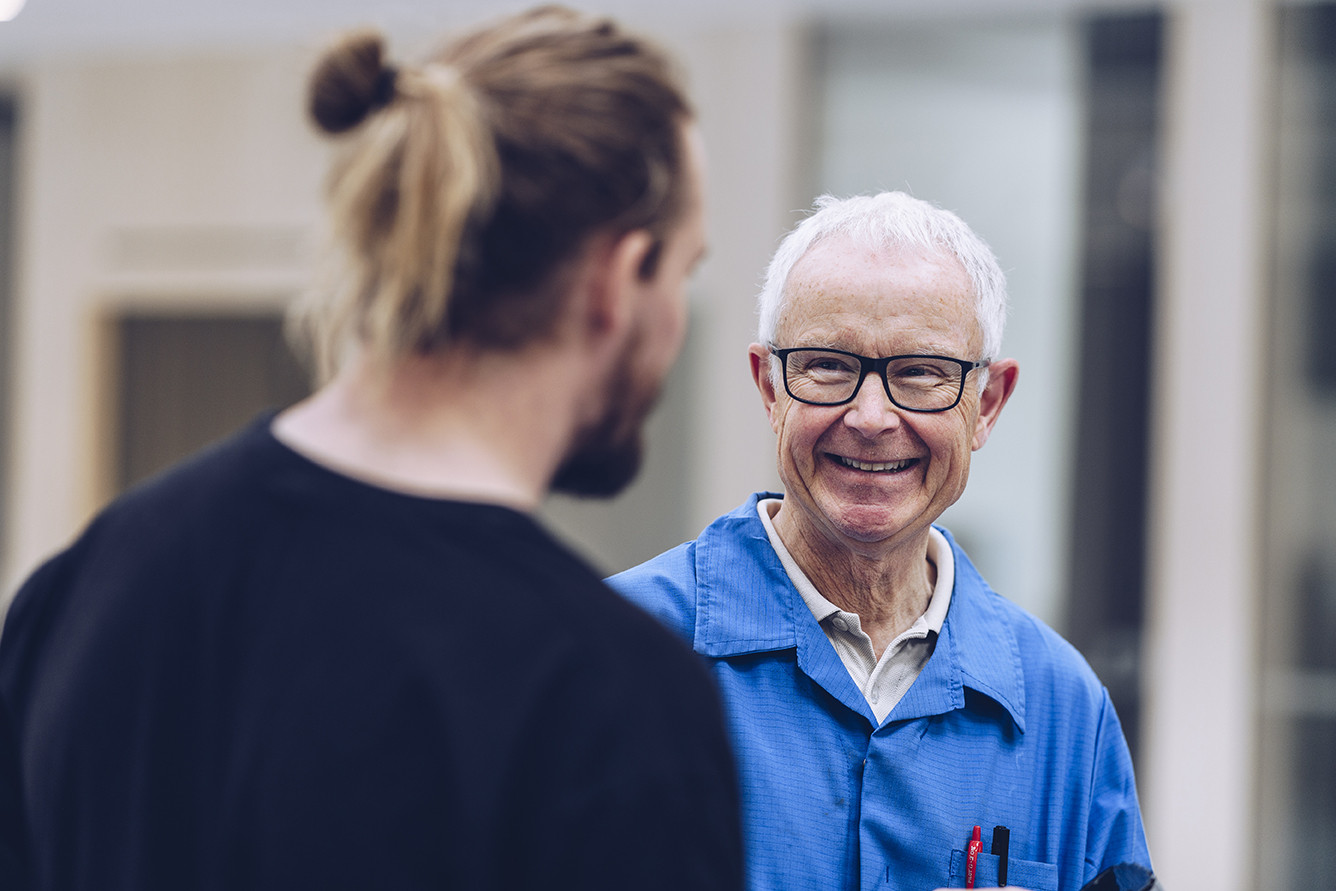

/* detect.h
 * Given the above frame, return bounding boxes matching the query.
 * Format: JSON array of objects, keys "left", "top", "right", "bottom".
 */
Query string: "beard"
[
  {"left": 549, "top": 423, "right": 645, "bottom": 498},
  {"left": 550, "top": 336, "right": 662, "bottom": 499}
]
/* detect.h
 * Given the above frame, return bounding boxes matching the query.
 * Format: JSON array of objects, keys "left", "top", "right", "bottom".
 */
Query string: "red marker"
[{"left": 965, "top": 825, "right": 982, "bottom": 888}]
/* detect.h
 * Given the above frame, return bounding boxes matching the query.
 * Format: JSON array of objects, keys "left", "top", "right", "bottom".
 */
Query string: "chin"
[
  {"left": 550, "top": 435, "right": 644, "bottom": 499},
  {"left": 552, "top": 333, "right": 663, "bottom": 499},
  {"left": 821, "top": 500, "right": 921, "bottom": 545}
]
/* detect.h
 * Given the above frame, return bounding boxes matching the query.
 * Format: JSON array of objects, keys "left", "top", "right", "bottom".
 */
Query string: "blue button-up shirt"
[{"left": 609, "top": 494, "right": 1150, "bottom": 891}]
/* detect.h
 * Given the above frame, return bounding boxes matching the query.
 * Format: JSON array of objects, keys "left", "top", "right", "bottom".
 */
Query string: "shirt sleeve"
[{"left": 1084, "top": 689, "right": 1153, "bottom": 882}]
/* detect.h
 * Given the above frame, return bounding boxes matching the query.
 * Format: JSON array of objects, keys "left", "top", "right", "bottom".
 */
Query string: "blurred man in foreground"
[{"left": 0, "top": 7, "right": 741, "bottom": 889}]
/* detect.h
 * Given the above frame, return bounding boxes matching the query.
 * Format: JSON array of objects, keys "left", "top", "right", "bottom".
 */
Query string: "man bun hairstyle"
[
  {"left": 294, "top": 5, "right": 693, "bottom": 379},
  {"left": 308, "top": 30, "right": 399, "bottom": 134}
]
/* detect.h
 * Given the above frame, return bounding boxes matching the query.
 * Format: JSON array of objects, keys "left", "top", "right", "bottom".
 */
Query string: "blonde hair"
[{"left": 295, "top": 6, "right": 692, "bottom": 379}]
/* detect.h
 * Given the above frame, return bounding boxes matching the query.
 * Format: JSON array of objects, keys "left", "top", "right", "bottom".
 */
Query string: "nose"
[{"left": 841, "top": 373, "right": 902, "bottom": 435}]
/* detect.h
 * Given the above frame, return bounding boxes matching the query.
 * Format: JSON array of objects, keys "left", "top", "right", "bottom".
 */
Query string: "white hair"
[{"left": 757, "top": 192, "right": 1008, "bottom": 367}]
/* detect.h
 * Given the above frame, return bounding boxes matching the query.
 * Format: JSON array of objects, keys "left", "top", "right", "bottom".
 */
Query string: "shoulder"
[
  {"left": 945, "top": 531, "right": 1111, "bottom": 720},
  {"left": 606, "top": 540, "right": 701, "bottom": 641},
  {"left": 606, "top": 493, "right": 775, "bottom": 644},
  {"left": 502, "top": 550, "right": 744, "bottom": 888},
  {"left": 1, "top": 417, "right": 298, "bottom": 657},
  {"left": 499, "top": 532, "right": 737, "bottom": 792},
  {"left": 998, "top": 591, "right": 1101, "bottom": 696},
  {"left": 87, "top": 414, "right": 283, "bottom": 550},
  {"left": 1006, "top": 603, "right": 1114, "bottom": 735},
  {"left": 484, "top": 521, "right": 717, "bottom": 707}
]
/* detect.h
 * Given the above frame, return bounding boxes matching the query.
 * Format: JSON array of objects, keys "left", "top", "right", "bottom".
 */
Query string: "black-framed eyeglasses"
[{"left": 769, "top": 346, "right": 989, "bottom": 413}]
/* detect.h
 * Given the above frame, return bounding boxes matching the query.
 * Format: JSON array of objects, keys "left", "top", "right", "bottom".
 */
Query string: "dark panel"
[
  {"left": 0, "top": 96, "right": 15, "bottom": 576},
  {"left": 1064, "top": 13, "right": 1164, "bottom": 762},
  {"left": 116, "top": 314, "right": 310, "bottom": 492},
  {"left": 1279, "top": 717, "right": 1336, "bottom": 887},
  {"left": 1288, "top": 6, "right": 1336, "bottom": 392}
]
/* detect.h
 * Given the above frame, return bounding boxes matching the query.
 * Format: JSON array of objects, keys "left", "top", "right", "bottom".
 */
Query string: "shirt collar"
[
  {"left": 921, "top": 528, "right": 952, "bottom": 634},
  {"left": 692, "top": 492, "right": 1026, "bottom": 732},
  {"left": 755, "top": 497, "right": 840, "bottom": 623}
]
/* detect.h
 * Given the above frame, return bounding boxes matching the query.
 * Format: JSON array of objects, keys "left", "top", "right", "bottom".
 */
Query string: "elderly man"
[{"left": 611, "top": 192, "right": 1152, "bottom": 891}]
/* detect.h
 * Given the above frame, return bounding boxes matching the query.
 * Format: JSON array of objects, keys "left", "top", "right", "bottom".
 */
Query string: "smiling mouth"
[{"left": 833, "top": 455, "right": 916, "bottom": 473}]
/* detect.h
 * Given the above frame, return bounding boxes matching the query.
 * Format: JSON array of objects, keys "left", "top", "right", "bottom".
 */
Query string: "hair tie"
[
  {"left": 371, "top": 65, "right": 398, "bottom": 112},
  {"left": 422, "top": 64, "right": 464, "bottom": 92}
]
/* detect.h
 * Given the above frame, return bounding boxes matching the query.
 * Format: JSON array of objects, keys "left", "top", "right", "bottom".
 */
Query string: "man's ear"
[
  {"left": 583, "top": 229, "right": 656, "bottom": 338},
  {"left": 972, "top": 358, "right": 1019, "bottom": 451},
  {"left": 748, "top": 343, "right": 783, "bottom": 432}
]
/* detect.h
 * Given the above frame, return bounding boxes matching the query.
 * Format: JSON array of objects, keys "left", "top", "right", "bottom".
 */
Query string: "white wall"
[{"left": 667, "top": 20, "right": 803, "bottom": 532}]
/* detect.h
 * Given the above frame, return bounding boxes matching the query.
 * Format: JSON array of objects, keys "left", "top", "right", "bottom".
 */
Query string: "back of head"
[
  {"left": 756, "top": 192, "right": 1008, "bottom": 361},
  {"left": 297, "top": 5, "right": 693, "bottom": 378}
]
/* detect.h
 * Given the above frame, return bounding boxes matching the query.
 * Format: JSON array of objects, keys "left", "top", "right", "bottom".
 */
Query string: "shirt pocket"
[{"left": 946, "top": 848, "right": 1059, "bottom": 890}]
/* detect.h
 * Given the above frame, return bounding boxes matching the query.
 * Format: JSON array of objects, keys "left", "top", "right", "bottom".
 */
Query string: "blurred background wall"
[{"left": 1, "top": 0, "right": 1332, "bottom": 888}]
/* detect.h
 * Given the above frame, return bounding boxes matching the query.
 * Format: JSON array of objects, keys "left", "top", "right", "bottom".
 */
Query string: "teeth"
[{"left": 839, "top": 456, "right": 911, "bottom": 472}]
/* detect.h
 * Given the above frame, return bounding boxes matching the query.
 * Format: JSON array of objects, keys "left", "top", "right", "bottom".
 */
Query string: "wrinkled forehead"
[
  {"left": 776, "top": 235, "right": 979, "bottom": 337},
  {"left": 790, "top": 233, "right": 965, "bottom": 284}
]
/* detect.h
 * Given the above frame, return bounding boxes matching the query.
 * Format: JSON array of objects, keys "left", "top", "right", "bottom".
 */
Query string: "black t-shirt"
[{"left": 0, "top": 416, "right": 742, "bottom": 890}]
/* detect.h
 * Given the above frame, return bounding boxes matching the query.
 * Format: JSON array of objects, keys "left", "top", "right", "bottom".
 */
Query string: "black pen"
[{"left": 991, "top": 825, "right": 1010, "bottom": 887}]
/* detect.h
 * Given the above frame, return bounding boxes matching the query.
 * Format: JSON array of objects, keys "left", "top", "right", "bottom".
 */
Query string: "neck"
[
  {"left": 273, "top": 347, "right": 589, "bottom": 510},
  {"left": 774, "top": 508, "right": 937, "bottom": 652}
]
